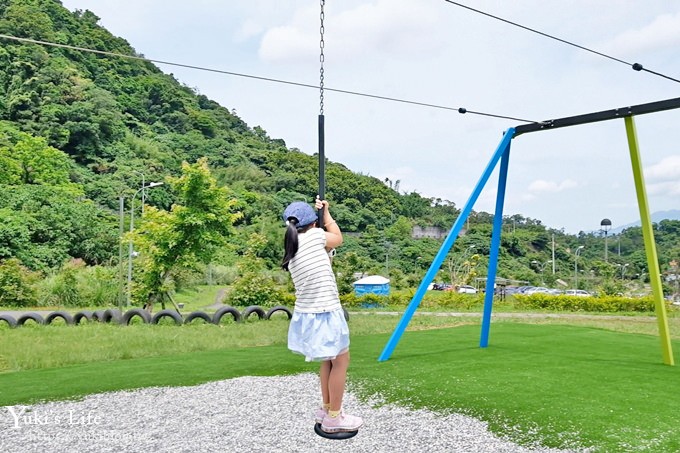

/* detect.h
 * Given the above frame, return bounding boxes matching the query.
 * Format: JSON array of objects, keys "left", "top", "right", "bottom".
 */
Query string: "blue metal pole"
[
  {"left": 480, "top": 135, "right": 512, "bottom": 347},
  {"left": 378, "top": 128, "right": 516, "bottom": 361}
]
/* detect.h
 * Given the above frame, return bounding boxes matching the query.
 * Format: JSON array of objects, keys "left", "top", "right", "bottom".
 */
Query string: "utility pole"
[
  {"left": 118, "top": 196, "right": 125, "bottom": 310},
  {"left": 551, "top": 233, "right": 556, "bottom": 274}
]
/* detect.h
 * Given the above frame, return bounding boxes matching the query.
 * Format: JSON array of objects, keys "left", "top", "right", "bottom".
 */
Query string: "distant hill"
[{"left": 610, "top": 210, "right": 680, "bottom": 235}]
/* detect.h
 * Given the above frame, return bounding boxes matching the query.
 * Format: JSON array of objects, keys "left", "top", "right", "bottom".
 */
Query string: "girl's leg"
[
  {"left": 328, "top": 350, "right": 350, "bottom": 411},
  {"left": 319, "top": 360, "right": 331, "bottom": 406}
]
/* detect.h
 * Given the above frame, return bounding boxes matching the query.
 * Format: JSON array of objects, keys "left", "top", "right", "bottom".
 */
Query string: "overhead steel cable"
[
  {"left": 0, "top": 33, "right": 537, "bottom": 123},
  {"left": 443, "top": 0, "right": 680, "bottom": 85}
]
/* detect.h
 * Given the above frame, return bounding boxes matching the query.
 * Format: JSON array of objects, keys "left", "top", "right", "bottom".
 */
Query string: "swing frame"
[{"left": 379, "top": 96, "right": 680, "bottom": 366}]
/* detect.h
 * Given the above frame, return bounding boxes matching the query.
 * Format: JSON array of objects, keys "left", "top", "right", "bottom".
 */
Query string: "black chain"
[{"left": 319, "top": 0, "right": 325, "bottom": 115}]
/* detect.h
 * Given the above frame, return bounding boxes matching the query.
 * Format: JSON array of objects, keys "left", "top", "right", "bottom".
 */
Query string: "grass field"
[{"left": 1, "top": 311, "right": 679, "bottom": 451}]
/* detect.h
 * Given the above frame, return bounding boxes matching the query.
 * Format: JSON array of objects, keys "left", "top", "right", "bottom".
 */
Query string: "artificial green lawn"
[
  {"left": 1, "top": 323, "right": 679, "bottom": 451},
  {"left": 350, "top": 324, "right": 680, "bottom": 451}
]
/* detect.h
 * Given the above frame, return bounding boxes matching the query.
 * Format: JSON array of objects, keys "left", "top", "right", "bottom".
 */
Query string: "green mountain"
[
  {"left": 0, "top": 0, "right": 678, "bottom": 297},
  {"left": 0, "top": 0, "right": 460, "bottom": 270}
]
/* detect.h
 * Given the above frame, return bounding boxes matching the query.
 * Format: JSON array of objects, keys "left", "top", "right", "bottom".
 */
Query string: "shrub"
[
  {"left": 514, "top": 294, "right": 658, "bottom": 313},
  {"left": 386, "top": 292, "right": 410, "bottom": 307},
  {"left": 47, "top": 259, "right": 84, "bottom": 307},
  {"left": 422, "top": 291, "right": 483, "bottom": 310},
  {"left": 280, "top": 292, "right": 295, "bottom": 306},
  {"left": 340, "top": 293, "right": 388, "bottom": 308},
  {"left": 226, "top": 272, "right": 283, "bottom": 308},
  {"left": 0, "top": 258, "right": 39, "bottom": 307},
  {"left": 36, "top": 261, "right": 119, "bottom": 308},
  {"left": 79, "top": 265, "right": 118, "bottom": 307}
]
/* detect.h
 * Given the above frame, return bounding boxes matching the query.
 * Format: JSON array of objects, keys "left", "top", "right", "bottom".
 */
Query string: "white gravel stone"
[{"left": 0, "top": 373, "right": 585, "bottom": 452}]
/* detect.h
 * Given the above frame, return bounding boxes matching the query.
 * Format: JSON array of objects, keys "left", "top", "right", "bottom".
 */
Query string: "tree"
[
  {"left": 131, "top": 158, "right": 241, "bottom": 311},
  {"left": 0, "top": 133, "right": 77, "bottom": 189}
]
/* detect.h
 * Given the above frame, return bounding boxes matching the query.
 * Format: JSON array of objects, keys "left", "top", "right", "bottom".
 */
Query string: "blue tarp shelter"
[{"left": 353, "top": 275, "right": 390, "bottom": 296}]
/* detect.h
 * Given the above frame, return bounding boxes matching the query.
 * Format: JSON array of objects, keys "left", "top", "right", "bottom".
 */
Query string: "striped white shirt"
[{"left": 288, "top": 228, "right": 341, "bottom": 313}]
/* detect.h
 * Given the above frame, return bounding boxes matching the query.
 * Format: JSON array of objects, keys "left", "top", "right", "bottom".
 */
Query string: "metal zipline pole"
[
  {"left": 317, "top": 0, "right": 326, "bottom": 226},
  {"left": 378, "top": 128, "right": 515, "bottom": 361},
  {"left": 624, "top": 116, "right": 674, "bottom": 365},
  {"left": 479, "top": 136, "right": 511, "bottom": 348}
]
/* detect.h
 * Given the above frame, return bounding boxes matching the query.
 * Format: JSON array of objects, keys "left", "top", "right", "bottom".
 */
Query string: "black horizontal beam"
[{"left": 514, "top": 96, "right": 680, "bottom": 136}]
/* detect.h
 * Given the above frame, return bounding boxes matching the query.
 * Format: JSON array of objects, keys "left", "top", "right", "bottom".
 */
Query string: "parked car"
[
  {"left": 458, "top": 285, "right": 478, "bottom": 294},
  {"left": 565, "top": 289, "right": 591, "bottom": 297},
  {"left": 516, "top": 286, "right": 534, "bottom": 294},
  {"left": 504, "top": 286, "right": 521, "bottom": 295},
  {"left": 524, "top": 287, "right": 551, "bottom": 295},
  {"left": 432, "top": 283, "right": 453, "bottom": 291}
]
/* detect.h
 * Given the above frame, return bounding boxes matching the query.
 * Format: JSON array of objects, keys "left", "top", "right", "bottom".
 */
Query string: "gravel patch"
[{"left": 1, "top": 373, "right": 583, "bottom": 452}]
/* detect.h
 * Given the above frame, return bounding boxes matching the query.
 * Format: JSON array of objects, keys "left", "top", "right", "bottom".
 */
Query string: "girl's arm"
[{"left": 315, "top": 198, "right": 343, "bottom": 249}]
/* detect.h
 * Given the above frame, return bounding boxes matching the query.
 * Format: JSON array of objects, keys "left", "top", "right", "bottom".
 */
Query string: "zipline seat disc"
[{"left": 314, "top": 423, "right": 359, "bottom": 440}]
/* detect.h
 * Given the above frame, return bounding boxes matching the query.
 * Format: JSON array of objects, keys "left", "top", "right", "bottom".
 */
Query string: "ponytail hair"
[
  {"left": 281, "top": 217, "right": 317, "bottom": 270},
  {"left": 281, "top": 219, "right": 300, "bottom": 271}
]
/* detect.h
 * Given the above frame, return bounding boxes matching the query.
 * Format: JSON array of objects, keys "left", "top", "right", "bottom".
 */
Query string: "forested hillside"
[{"left": 1, "top": 0, "right": 678, "bottom": 305}]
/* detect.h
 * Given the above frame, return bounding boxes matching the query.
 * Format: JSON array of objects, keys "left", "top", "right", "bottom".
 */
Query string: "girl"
[{"left": 282, "top": 197, "right": 363, "bottom": 433}]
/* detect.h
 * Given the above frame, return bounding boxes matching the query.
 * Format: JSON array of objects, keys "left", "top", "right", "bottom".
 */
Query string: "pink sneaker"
[
  {"left": 321, "top": 412, "right": 363, "bottom": 433},
  {"left": 314, "top": 407, "right": 327, "bottom": 424}
]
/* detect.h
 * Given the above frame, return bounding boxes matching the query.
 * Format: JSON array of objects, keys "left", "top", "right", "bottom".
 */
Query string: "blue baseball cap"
[{"left": 283, "top": 201, "right": 317, "bottom": 227}]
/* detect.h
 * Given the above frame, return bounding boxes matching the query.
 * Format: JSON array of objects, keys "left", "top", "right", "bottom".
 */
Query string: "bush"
[
  {"left": 36, "top": 261, "right": 119, "bottom": 308},
  {"left": 340, "top": 293, "right": 388, "bottom": 308},
  {"left": 339, "top": 290, "right": 485, "bottom": 310},
  {"left": 514, "top": 294, "right": 658, "bottom": 313},
  {"left": 79, "top": 265, "right": 118, "bottom": 307},
  {"left": 421, "top": 291, "right": 483, "bottom": 310},
  {"left": 226, "top": 272, "right": 283, "bottom": 308},
  {"left": 280, "top": 292, "right": 295, "bottom": 306},
  {"left": 39, "top": 259, "right": 84, "bottom": 307},
  {"left": 0, "top": 258, "right": 39, "bottom": 307}
]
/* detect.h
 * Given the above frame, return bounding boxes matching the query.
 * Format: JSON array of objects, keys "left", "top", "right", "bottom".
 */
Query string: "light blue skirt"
[{"left": 288, "top": 308, "right": 350, "bottom": 362}]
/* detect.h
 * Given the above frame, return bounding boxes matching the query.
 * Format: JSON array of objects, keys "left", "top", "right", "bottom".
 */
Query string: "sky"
[{"left": 59, "top": 0, "right": 680, "bottom": 233}]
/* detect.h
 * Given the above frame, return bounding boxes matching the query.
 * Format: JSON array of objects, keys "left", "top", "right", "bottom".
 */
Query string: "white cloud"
[
  {"left": 259, "top": 25, "right": 317, "bottom": 63},
  {"left": 599, "top": 12, "right": 680, "bottom": 57},
  {"left": 527, "top": 179, "right": 578, "bottom": 193},
  {"left": 258, "top": 0, "right": 442, "bottom": 63},
  {"left": 647, "top": 181, "right": 680, "bottom": 196},
  {"left": 645, "top": 155, "right": 680, "bottom": 181},
  {"left": 235, "top": 20, "right": 264, "bottom": 42}
]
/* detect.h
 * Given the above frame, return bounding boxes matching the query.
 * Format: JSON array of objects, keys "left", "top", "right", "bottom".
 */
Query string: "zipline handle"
[{"left": 318, "top": 114, "right": 325, "bottom": 227}]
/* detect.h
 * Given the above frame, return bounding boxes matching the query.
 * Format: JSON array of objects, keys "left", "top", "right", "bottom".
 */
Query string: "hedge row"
[
  {"left": 513, "top": 294, "right": 662, "bottom": 313},
  {"left": 340, "top": 292, "right": 666, "bottom": 313},
  {"left": 340, "top": 291, "right": 483, "bottom": 309}
]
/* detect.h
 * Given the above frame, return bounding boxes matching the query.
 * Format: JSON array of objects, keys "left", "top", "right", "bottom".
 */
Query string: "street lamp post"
[
  {"left": 126, "top": 182, "right": 164, "bottom": 306},
  {"left": 456, "top": 245, "right": 476, "bottom": 282},
  {"left": 531, "top": 260, "right": 553, "bottom": 285},
  {"left": 132, "top": 171, "right": 146, "bottom": 215},
  {"left": 600, "top": 218, "right": 612, "bottom": 262},
  {"left": 384, "top": 241, "right": 393, "bottom": 276},
  {"left": 118, "top": 196, "right": 125, "bottom": 310},
  {"left": 574, "top": 246, "right": 585, "bottom": 289}
]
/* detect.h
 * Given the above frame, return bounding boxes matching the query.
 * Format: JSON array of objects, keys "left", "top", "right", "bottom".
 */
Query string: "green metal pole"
[{"left": 624, "top": 116, "right": 674, "bottom": 366}]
